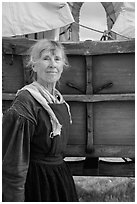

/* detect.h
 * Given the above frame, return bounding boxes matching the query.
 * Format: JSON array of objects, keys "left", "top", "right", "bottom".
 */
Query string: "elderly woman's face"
[{"left": 34, "top": 48, "right": 64, "bottom": 84}]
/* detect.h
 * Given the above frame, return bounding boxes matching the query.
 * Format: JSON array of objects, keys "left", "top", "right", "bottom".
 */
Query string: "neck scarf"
[{"left": 16, "top": 81, "right": 72, "bottom": 138}]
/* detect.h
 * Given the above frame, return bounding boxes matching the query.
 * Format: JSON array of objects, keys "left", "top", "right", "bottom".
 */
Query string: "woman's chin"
[{"left": 44, "top": 76, "right": 60, "bottom": 84}]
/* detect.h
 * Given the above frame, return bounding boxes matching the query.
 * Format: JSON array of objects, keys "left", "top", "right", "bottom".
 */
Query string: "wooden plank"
[
  {"left": 86, "top": 56, "right": 93, "bottom": 93},
  {"left": 67, "top": 159, "right": 135, "bottom": 177},
  {"left": 68, "top": 102, "right": 87, "bottom": 145},
  {"left": 2, "top": 55, "right": 25, "bottom": 92},
  {"left": 2, "top": 37, "right": 135, "bottom": 55},
  {"left": 85, "top": 56, "right": 94, "bottom": 153},
  {"left": 2, "top": 37, "right": 37, "bottom": 55},
  {"left": 2, "top": 101, "right": 12, "bottom": 113},
  {"left": 59, "top": 55, "right": 86, "bottom": 94},
  {"left": 92, "top": 54, "right": 135, "bottom": 94},
  {"left": 93, "top": 101, "right": 135, "bottom": 145},
  {"left": 65, "top": 144, "right": 135, "bottom": 158},
  {"left": 27, "top": 33, "right": 35, "bottom": 39},
  {"left": 86, "top": 104, "right": 94, "bottom": 152},
  {"left": 64, "top": 94, "right": 135, "bottom": 102},
  {"left": 64, "top": 40, "right": 135, "bottom": 55},
  {"left": 98, "top": 160, "right": 135, "bottom": 177},
  {"left": 67, "top": 159, "right": 99, "bottom": 176},
  {"left": 2, "top": 93, "right": 16, "bottom": 100},
  {"left": 37, "top": 32, "right": 44, "bottom": 39},
  {"left": 2, "top": 93, "right": 135, "bottom": 101}
]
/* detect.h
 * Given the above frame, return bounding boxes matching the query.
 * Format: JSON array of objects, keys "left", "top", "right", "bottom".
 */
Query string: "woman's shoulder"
[
  {"left": 10, "top": 90, "right": 38, "bottom": 124},
  {"left": 16, "top": 89, "right": 34, "bottom": 102},
  {"left": 15, "top": 89, "right": 40, "bottom": 107}
]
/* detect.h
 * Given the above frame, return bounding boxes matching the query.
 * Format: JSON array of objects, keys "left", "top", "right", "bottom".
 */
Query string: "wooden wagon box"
[{"left": 2, "top": 38, "right": 135, "bottom": 176}]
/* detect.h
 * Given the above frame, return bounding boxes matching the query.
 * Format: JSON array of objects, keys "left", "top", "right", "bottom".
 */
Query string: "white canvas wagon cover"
[{"left": 2, "top": 2, "right": 74, "bottom": 37}]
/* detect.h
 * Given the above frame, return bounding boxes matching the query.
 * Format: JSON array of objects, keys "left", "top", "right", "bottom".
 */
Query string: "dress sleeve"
[{"left": 2, "top": 108, "right": 35, "bottom": 202}]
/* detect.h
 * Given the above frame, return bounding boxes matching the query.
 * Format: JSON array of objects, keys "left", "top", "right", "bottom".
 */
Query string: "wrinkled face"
[{"left": 33, "top": 48, "right": 64, "bottom": 84}]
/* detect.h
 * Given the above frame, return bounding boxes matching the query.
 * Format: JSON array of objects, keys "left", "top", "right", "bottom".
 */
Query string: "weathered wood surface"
[
  {"left": 2, "top": 93, "right": 135, "bottom": 101},
  {"left": 2, "top": 37, "right": 135, "bottom": 55},
  {"left": 2, "top": 38, "right": 135, "bottom": 161},
  {"left": 2, "top": 39, "right": 135, "bottom": 94},
  {"left": 65, "top": 145, "right": 135, "bottom": 158},
  {"left": 86, "top": 56, "right": 94, "bottom": 152},
  {"left": 92, "top": 53, "right": 135, "bottom": 94},
  {"left": 67, "top": 158, "right": 135, "bottom": 177}
]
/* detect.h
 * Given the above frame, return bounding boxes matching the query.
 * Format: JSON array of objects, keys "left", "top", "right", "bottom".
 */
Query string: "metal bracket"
[
  {"left": 66, "top": 82, "right": 84, "bottom": 93},
  {"left": 9, "top": 44, "right": 16, "bottom": 65},
  {"left": 94, "top": 81, "right": 113, "bottom": 94}
]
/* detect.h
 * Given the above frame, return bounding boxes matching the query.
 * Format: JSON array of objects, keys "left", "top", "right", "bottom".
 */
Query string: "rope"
[
  {"left": 59, "top": 25, "right": 71, "bottom": 36},
  {"left": 110, "top": 30, "right": 133, "bottom": 40},
  {"left": 75, "top": 21, "right": 104, "bottom": 34},
  {"left": 74, "top": 22, "right": 133, "bottom": 40}
]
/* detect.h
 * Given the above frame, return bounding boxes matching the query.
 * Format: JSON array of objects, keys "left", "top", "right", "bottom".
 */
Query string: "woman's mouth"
[{"left": 46, "top": 70, "right": 58, "bottom": 74}]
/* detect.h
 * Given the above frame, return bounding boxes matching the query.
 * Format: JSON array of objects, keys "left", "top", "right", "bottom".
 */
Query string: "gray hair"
[{"left": 27, "top": 39, "right": 69, "bottom": 69}]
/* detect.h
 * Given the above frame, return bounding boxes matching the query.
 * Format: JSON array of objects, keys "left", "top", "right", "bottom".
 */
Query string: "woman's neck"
[{"left": 36, "top": 80, "right": 56, "bottom": 95}]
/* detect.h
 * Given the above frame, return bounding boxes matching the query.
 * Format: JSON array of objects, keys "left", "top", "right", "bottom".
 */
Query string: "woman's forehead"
[{"left": 40, "top": 48, "right": 63, "bottom": 57}]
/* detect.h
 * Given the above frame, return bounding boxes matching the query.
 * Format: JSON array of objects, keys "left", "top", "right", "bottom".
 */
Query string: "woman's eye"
[
  {"left": 55, "top": 57, "right": 61, "bottom": 61},
  {"left": 43, "top": 56, "right": 50, "bottom": 60}
]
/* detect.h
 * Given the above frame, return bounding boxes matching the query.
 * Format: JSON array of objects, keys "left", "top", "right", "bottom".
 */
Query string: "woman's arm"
[{"left": 2, "top": 108, "right": 35, "bottom": 202}]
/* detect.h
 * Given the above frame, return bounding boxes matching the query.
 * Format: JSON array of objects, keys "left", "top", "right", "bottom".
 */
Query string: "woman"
[{"left": 2, "top": 39, "right": 78, "bottom": 202}]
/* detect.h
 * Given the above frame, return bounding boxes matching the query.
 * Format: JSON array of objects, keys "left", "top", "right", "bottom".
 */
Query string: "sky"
[{"left": 79, "top": 2, "right": 107, "bottom": 41}]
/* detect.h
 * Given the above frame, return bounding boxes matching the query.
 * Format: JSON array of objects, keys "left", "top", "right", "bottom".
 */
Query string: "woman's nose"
[{"left": 49, "top": 58, "right": 56, "bottom": 67}]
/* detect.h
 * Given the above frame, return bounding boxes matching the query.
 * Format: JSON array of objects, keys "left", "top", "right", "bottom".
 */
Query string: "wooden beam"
[
  {"left": 65, "top": 144, "right": 135, "bottom": 158},
  {"left": 85, "top": 55, "right": 94, "bottom": 153},
  {"left": 2, "top": 93, "right": 16, "bottom": 100},
  {"left": 67, "top": 159, "right": 135, "bottom": 177},
  {"left": 64, "top": 94, "right": 135, "bottom": 102},
  {"left": 2, "top": 93, "right": 135, "bottom": 102},
  {"left": 2, "top": 37, "right": 135, "bottom": 55}
]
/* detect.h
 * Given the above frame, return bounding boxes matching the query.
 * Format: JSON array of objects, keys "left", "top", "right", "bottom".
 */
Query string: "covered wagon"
[{"left": 2, "top": 37, "right": 135, "bottom": 177}]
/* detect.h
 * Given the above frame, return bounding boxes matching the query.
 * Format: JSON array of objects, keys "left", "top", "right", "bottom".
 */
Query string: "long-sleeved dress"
[{"left": 2, "top": 90, "right": 78, "bottom": 202}]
